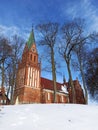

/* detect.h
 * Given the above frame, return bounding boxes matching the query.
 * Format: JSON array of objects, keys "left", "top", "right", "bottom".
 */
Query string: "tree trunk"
[
  {"left": 1, "top": 62, "right": 5, "bottom": 87},
  {"left": 79, "top": 57, "right": 88, "bottom": 104},
  {"left": 10, "top": 85, "right": 14, "bottom": 104},
  {"left": 51, "top": 48, "right": 57, "bottom": 103},
  {"left": 66, "top": 59, "right": 76, "bottom": 103},
  {"left": 7, "top": 86, "right": 10, "bottom": 98},
  {"left": 10, "top": 63, "right": 16, "bottom": 104}
]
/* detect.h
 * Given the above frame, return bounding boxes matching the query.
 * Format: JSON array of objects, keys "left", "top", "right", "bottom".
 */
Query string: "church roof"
[
  {"left": 41, "top": 77, "right": 67, "bottom": 91},
  {"left": 41, "top": 77, "right": 82, "bottom": 92},
  {"left": 27, "top": 29, "right": 35, "bottom": 50}
]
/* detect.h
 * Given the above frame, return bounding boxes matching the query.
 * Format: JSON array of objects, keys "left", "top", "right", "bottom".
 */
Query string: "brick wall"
[{"left": 42, "top": 89, "right": 69, "bottom": 103}]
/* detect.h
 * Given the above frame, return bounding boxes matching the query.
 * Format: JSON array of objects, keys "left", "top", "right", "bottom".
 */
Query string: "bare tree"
[
  {"left": 7, "top": 35, "right": 24, "bottom": 104},
  {"left": 73, "top": 42, "right": 88, "bottom": 104},
  {"left": 0, "top": 37, "right": 12, "bottom": 88},
  {"left": 72, "top": 25, "right": 98, "bottom": 104},
  {"left": 85, "top": 48, "right": 98, "bottom": 101},
  {"left": 58, "top": 19, "right": 88, "bottom": 103},
  {"left": 36, "top": 22, "right": 59, "bottom": 103}
]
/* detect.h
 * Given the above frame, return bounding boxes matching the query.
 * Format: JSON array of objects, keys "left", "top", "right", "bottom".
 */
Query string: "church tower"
[{"left": 14, "top": 29, "right": 41, "bottom": 104}]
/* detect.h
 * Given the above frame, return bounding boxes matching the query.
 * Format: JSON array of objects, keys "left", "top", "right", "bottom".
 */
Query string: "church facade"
[{"left": 14, "top": 30, "right": 85, "bottom": 104}]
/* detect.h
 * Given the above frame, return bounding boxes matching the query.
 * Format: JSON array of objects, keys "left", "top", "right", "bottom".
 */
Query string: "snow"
[
  {"left": 61, "top": 85, "right": 69, "bottom": 94},
  {"left": 0, "top": 104, "right": 98, "bottom": 130}
]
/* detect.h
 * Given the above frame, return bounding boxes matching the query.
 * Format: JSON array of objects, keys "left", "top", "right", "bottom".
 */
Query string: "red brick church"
[{"left": 14, "top": 30, "right": 85, "bottom": 104}]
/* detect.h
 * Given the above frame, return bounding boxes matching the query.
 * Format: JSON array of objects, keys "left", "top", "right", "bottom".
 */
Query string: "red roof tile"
[
  {"left": 41, "top": 77, "right": 82, "bottom": 92},
  {"left": 41, "top": 77, "right": 68, "bottom": 91}
]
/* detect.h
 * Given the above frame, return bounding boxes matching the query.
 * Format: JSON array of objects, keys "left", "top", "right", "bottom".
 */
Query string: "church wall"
[
  {"left": 42, "top": 89, "right": 69, "bottom": 103},
  {"left": 23, "top": 87, "right": 41, "bottom": 103},
  {"left": 68, "top": 80, "right": 86, "bottom": 104},
  {"left": 14, "top": 87, "right": 41, "bottom": 104},
  {"left": 14, "top": 87, "right": 25, "bottom": 104}
]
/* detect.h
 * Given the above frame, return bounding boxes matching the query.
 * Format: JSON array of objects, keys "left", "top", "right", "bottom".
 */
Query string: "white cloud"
[
  {"left": 61, "top": 0, "right": 98, "bottom": 32},
  {"left": 0, "top": 25, "right": 19, "bottom": 36},
  {"left": 0, "top": 25, "right": 30, "bottom": 40},
  {"left": 81, "top": 0, "right": 98, "bottom": 32}
]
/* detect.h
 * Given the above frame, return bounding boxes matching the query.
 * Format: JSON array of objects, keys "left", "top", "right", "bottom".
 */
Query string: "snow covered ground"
[{"left": 0, "top": 104, "right": 98, "bottom": 130}]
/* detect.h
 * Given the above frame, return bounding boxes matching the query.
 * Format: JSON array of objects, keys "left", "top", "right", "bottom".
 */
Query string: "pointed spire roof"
[{"left": 27, "top": 29, "right": 35, "bottom": 50}]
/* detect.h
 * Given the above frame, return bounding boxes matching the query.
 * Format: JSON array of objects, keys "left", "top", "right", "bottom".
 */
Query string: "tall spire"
[{"left": 27, "top": 28, "right": 35, "bottom": 50}]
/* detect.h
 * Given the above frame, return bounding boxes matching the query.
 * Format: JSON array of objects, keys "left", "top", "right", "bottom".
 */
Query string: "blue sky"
[
  {"left": 0, "top": 0, "right": 98, "bottom": 82},
  {"left": 0, "top": 0, "right": 98, "bottom": 34}
]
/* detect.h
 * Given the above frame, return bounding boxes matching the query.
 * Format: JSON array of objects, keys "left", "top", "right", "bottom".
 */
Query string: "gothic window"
[
  {"left": 34, "top": 56, "right": 36, "bottom": 62},
  {"left": 1, "top": 100, "right": 3, "bottom": 103},
  {"left": 47, "top": 93, "right": 50, "bottom": 100},
  {"left": 61, "top": 96, "right": 64, "bottom": 102},
  {"left": 32, "top": 48, "right": 35, "bottom": 52},
  {"left": 30, "top": 54, "right": 32, "bottom": 60},
  {"left": 4, "top": 100, "right": 6, "bottom": 104}
]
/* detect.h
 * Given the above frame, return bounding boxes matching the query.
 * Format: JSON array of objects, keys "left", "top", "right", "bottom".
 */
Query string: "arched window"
[
  {"left": 47, "top": 93, "right": 50, "bottom": 100},
  {"left": 30, "top": 54, "right": 32, "bottom": 60},
  {"left": 61, "top": 96, "right": 64, "bottom": 102},
  {"left": 34, "top": 56, "right": 36, "bottom": 62}
]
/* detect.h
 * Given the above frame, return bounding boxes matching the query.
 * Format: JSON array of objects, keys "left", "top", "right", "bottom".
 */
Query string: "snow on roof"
[{"left": 41, "top": 77, "right": 67, "bottom": 91}]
